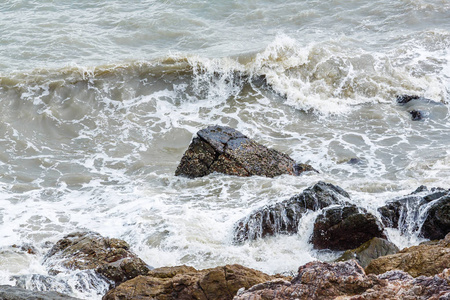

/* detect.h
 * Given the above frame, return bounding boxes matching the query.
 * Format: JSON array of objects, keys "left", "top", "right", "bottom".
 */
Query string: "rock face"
[
  {"left": 378, "top": 186, "right": 450, "bottom": 240},
  {"left": 175, "top": 125, "right": 315, "bottom": 178},
  {"left": 103, "top": 264, "right": 273, "bottom": 300},
  {"left": 233, "top": 182, "right": 350, "bottom": 243},
  {"left": 365, "top": 233, "right": 450, "bottom": 277},
  {"left": 234, "top": 261, "right": 450, "bottom": 300},
  {"left": 311, "top": 205, "right": 386, "bottom": 250},
  {"left": 0, "top": 285, "right": 82, "bottom": 300},
  {"left": 336, "top": 237, "right": 399, "bottom": 268},
  {"left": 44, "top": 232, "right": 150, "bottom": 285}
]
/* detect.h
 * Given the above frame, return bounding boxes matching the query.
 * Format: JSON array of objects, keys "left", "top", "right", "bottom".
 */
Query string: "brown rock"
[
  {"left": 234, "top": 261, "right": 450, "bottom": 300},
  {"left": 175, "top": 126, "right": 316, "bottom": 178},
  {"left": 103, "top": 264, "right": 273, "bottom": 300},
  {"left": 365, "top": 233, "right": 450, "bottom": 277},
  {"left": 44, "top": 232, "right": 150, "bottom": 285}
]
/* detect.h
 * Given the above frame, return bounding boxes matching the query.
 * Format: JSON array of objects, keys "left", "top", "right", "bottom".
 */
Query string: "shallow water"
[{"left": 0, "top": 0, "right": 449, "bottom": 298}]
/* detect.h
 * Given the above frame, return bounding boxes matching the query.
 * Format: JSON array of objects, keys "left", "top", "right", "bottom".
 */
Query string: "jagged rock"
[
  {"left": 365, "top": 233, "right": 450, "bottom": 277},
  {"left": 175, "top": 125, "right": 315, "bottom": 178},
  {"left": 0, "top": 285, "right": 81, "bottom": 300},
  {"left": 311, "top": 205, "right": 386, "bottom": 250},
  {"left": 378, "top": 186, "right": 450, "bottom": 240},
  {"left": 103, "top": 264, "right": 274, "bottom": 300},
  {"left": 233, "top": 182, "right": 350, "bottom": 243},
  {"left": 234, "top": 261, "right": 450, "bottom": 300},
  {"left": 410, "top": 109, "right": 423, "bottom": 120},
  {"left": 12, "top": 271, "right": 110, "bottom": 299},
  {"left": 336, "top": 237, "right": 399, "bottom": 268},
  {"left": 397, "top": 94, "right": 420, "bottom": 104},
  {"left": 44, "top": 232, "right": 150, "bottom": 285}
]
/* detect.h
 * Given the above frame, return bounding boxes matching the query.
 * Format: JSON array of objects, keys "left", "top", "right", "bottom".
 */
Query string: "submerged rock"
[
  {"left": 365, "top": 233, "right": 450, "bottom": 277},
  {"left": 234, "top": 260, "right": 450, "bottom": 300},
  {"left": 44, "top": 232, "right": 150, "bottom": 286},
  {"left": 233, "top": 182, "right": 350, "bottom": 243},
  {"left": 0, "top": 285, "right": 81, "bottom": 300},
  {"left": 311, "top": 205, "right": 386, "bottom": 250},
  {"left": 336, "top": 237, "right": 399, "bottom": 268},
  {"left": 103, "top": 264, "right": 273, "bottom": 300},
  {"left": 397, "top": 94, "right": 420, "bottom": 104},
  {"left": 175, "top": 125, "right": 316, "bottom": 178},
  {"left": 378, "top": 186, "right": 450, "bottom": 240},
  {"left": 410, "top": 109, "right": 423, "bottom": 120}
]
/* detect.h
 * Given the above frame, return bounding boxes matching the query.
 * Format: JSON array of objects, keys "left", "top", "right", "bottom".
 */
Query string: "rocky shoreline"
[
  {"left": 3, "top": 125, "right": 449, "bottom": 299},
  {"left": 2, "top": 230, "right": 449, "bottom": 299}
]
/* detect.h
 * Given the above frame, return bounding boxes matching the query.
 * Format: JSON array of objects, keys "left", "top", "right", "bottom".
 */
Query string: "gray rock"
[
  {"left": 0, "top": 285, "right": 81, "bottom": 300},
  {"left": 336, "top": 237, "right": 399, "bottom": 268},
  {"left": 378, "top": 186, "right": 450, "bottom": 240},
  {"left": 233, "top": 182, "right": 350, "bottom": 243},
  {"left": 175, "top": 126, "right": 316, "bottom": 178}
]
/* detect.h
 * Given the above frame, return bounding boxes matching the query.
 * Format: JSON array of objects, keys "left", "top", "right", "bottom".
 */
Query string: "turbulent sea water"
[{"left": 0, "top": 0, "right": 450, "bottom": 298}]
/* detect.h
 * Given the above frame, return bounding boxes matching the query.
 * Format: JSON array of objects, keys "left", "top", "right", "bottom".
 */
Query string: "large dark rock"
[
  {"left": 233, "top": 182, "right": 351, "bottom": 243},
  {"left": 103, "top": 264, "right": 274, "bottom": 300},
  {"left": 378, "top": 186, "right": 450, "bottom": 240},
  {"left": 365, "top": 233, "right": 450, "bottom": 277},
  {"left": 234, "top": 261, "right": 450, "bottom": 300},
  {"left": 336, "top": 237, "right": 399, "bottom": 268},
  {"left": 311, "top": 205, "right": 386, "bottom": 250},
  {"left": 44, "top": 232, "right": 150, "bottom": 286},
  {"left": 0, "top": 285, "right": 81, "bottom": 300},
  {"left": 397, "top": 94, "right": 420, "bottom": 104},
  {"left": 175, "top": 125, "right": 315, "bottom": 178}
]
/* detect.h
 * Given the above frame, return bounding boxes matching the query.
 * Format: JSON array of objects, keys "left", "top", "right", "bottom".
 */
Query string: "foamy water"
[{"left": 0, "top": 0, "right": 449, "bottom": 298}]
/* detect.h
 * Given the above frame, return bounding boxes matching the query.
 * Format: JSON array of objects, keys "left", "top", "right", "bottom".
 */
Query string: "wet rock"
[
  {"left": 0, "top": 285, "right": 81, "bottom": 300},
  {"left": 365, "top": 233, "right": 450, "bottom": 277},
  {"left": 175, "top": 125, "right": 316, "bottom": 178},
  {"left": 234, "top": 261, "right": 450, "bottom": 300},
  {"left": 103, "top": 264, "right": 273, "bottom": 300},
  {"left": 11, "top": 243, "right": 37, "bottom": 255},
  {"left": 311, "top": 205, "right": 386, "bottom": 250},
  {"left": 44, "top": 231, "right": 150, "bottom": 285},
  {"left": 12, "top": 270, "right": 111, "bottom": 299},
  {"left": 397, "top": 94, "right": 420, "bottom": 104},
  {"left": 336, "top": 237, "right": 399, "bottom": 268},
  {"left": 378, "top": 186, "right": 450, "bottom": 240},
  {"left": 410, "top": 109, "right": 423, "bottom": 120},
  {"left": 233, "top": 182, "right": 350, "bottom": 243},
  {"left": 348, "top": 158, "right": 362, "bottom": 164}
]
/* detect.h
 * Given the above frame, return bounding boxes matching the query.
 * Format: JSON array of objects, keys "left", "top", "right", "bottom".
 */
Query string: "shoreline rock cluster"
[
  {"left": 3, "top": 231, "right": 449, "bottom": 299},
  {"left": 3, "top": 125, "right": 449, "bottom": 299}
]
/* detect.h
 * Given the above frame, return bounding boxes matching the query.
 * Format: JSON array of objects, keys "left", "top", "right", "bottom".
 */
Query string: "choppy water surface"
[{"left": 0, "top": 0, "right": 449, "bottom": 298}]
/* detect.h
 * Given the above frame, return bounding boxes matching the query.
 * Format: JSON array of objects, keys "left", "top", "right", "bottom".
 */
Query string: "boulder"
[
  {"left": 103, "top": 264, "right": 274, "bottom": 300},
  {"left": 311, "top": 205, "right": 386, "bottom": 250},
  {"left": 378, "top": 186, "right": 450, "bottom": 240},
  {"left": 365, "top": 233, "right": 450, "bottom": 277},
  {"left": 44, "top": 232, "right": 150, "bottom": 285},
  {"left": 336, "top": 237, "right": 399, "bottom": 268},
  {"left": 233, "top": 182, "right": 350, "bottom": 243},
  {"left": 234, "top": 261, "right": 450, "bottom": 300},
  {"left": 0, "top": 285, "right": 81, "bottom": 300},
  {"left": 175, "top": 125, "right": 316, "bottom": 178}
]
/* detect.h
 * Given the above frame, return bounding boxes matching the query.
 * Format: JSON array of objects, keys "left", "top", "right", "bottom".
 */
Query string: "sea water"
[{"left": 0, "top": 0, "right": 449, "bottom": 298}]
